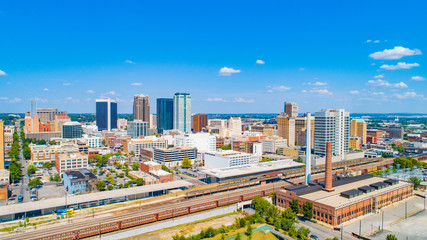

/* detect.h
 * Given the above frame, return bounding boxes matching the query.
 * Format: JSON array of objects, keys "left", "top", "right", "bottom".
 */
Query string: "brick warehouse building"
[{"left": 277, "top": 175, "right": 413, "bottom": 226}]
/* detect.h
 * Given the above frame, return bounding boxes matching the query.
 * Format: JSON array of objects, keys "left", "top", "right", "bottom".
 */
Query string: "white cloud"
[
  {"left": 206, "top": 97, "right": 227, "bottom": 102},
  {"left": 374, "top": 74, "right": 384, "bottom": 78},
  {"left": 219, "top": 67, "right": 241, "bottom": 76},
  {"left": 310, "top": 89, "right": 332, "bottom": 95},
  {"left": 63, "top": 82, "right": 72, "bottom": 86},
  {"left": 299, "top": 67, "right": 305, "bottom": 71},
  {"left": 43, "top": 88, "right": 49, "bottom": 91},
  {"left": 350, "top": 90, "right": 360, "bottom": 94},
  {"left": 234, "top": 97, "right": 255, "bottom": 103},
  {"left": 366, "top": 40, "right": 372, "bottom": 43},
  {"left": 394, "top": 91, "right": 424, "bottom": 99},
  {"left": 371, "top": 63, "right": 376, "bottom": 66},
  {"left": 256, "top": 59, "right": 265, "bottom": 64},
  {"left": 373, "top": 40, "right": 380, "bottom": 43},
  {"left": 0, "top": 97, "right": 8, "bottom": 100},
  {"left": 267, "top": 85, "right": 291, "bottom": 92},
  {"left": 66, "top": 97, "right": 73, "bottom": 100},
  {"left": 372, "top": 91, "right": 384, "bottom": 95},
  {"left": 313, "top": 81, "right": 327, "bottom": 86},
  {"left": 370, "top": 46, "right": 422, "bottom": 60},
  {"left": 380, "top": 62, "right": 420, "bottom": 70},
  {"left": 124, "top": 60, "right": 135, "bottom": 64},
  {"left": 301, "top": 90, "right": 307, "bottom": 93},
  {"left": 9, "top": 97, "right": 22, "bottom": 103},
  {"left": 367, "top": 79, "right": 408, "bottom": 88},
  {"left": 106, "top": 91, "right": 116, "bottom": 96},
  {"left": 86, "top": 90, "right": 95, "bottom": 94},
  {"left": 0, "top": 70, "right": 6, "bottom": 76},
  {"left": 131, "top": 82, "right": 142, "bottom": 86},
  {"left": 411, "top": 76, "right": 425, "bottom": 81}
]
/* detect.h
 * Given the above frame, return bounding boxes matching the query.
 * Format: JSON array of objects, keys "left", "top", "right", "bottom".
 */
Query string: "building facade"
[
  {"left": 228, "top": 117, "right": 242, "bottom": 136},
  {"left": 55, "top": 152, "right": 89, "bottom": 173},
  {"left": 133, "top": 94, "right": 150, "bottom": 126},
  {"left": 314, "top": 109, "right": 350, "bottom": 159},
  {"left": 192, "top": 114, "right": 208, "bottom": 132},
  {"left": 62, "top": 169, "right": 97, "bottom": 194},
  {"left": 127, "top": 120, "right": 148, "bottom": 138},
  {"left": 0, "top": 120, "right": 3, "bottom": 170},
  {"left": 96, "top": 98, "right": 117, "bottom": 131},
  {"left": 157, "top": 98, "right": 174, "bottom": 133},
  {"left": 173, "top": 93, "right": 191, "bottom": 132},
  {"left": 62, "top": 121, "right": 83, "bottom": 139},
  {"left": 30, "top": 144, "right": 79, "bottom": 167},
  {"left": 277, "top": 114, "right": 295, "bottom": 147},
  {"left": 284, "top": 102, "right": 298, "bottom": 117},
  {"left": 153, "top": 146, "right": 197, "bottom": 166},
  {"left": 123, "top": 138, "right": 167, "bottom": 157},
  {"left": 261, "top": 137, "right": 287, "bottom": 153},
  {"left": 350, "top": 119, "right": 367, "bottom": 144},
  {"left": 25, "top": 108, "right": 68, "bottom": 123},
  {"left": 204, "top": 150, "right": 260, "bottom": 169},
  {"left": 174, "top": 133, "right": 216, "bottom": 153}
]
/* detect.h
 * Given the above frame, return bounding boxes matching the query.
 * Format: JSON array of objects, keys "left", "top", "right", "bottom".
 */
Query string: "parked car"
[{"left": 309, "top": 234, "right": 319, "bottom": 240}]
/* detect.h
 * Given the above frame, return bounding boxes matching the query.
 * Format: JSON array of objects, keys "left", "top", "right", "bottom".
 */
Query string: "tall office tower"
[
  {"left": 133, "top": 94, "right": 150, "bottom": 125},
  {"left": 157, "top": 98, "right": 174, "bottom": 133},
  {"left": 127, "top": 120, "right": 148, "bottom": 138},
  {"left": 228, "top": 117, "right": 242, "bottom": 136},
  {"left": 0, "top": 120, "right": 4, "bottom": 170},
  {"left": 31, "top": 98, "right": 37, "bottom": 118},
  {"left": 96, "top": 98, "right": 117, "bottom": 131},
  {"left": 314, "top": 109, "right": 350, "bottom": 159},
  {"left": 193, "top": 114, "right": 208, "bottom": 132},
  {"left": 284, "top": 102, "right": 298, "bottom": 117},
  {"left": 173, "top": 93, "right": 191, "bottom": 132},
  {"left": 277, "top": 114, "right": 295, "bottom": 147},
  {"left": 304, "top": 112, "right": 312, "bottom": 185},
  {"left": 350, "top": 119, "right": 367, "bottom": 144}
]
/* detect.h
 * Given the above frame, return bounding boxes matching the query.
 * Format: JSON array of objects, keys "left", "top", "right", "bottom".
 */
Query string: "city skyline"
[{"left": 0, "top": 1, "right": 426, "bottom": 114}]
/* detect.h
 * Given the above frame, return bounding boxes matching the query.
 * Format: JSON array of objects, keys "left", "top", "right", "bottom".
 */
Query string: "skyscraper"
[
  {"left": 96, "top": 98, "right": 117, "bottom": 131},
  {"left": 173, "top": 93, "right": 191, "bottom": 132},
  {"left": 133, "top": 94, "right": 150, "bottom": 126},
  {"left": 314, "top": 109, "right": 349, "bottom": 159},
  {"left": 350, "top": 119, "right": 367, "bottom": 144},
  {"left": 157, "top": 98, "right": 174, "bottom": 133},
  {"left": 277, "top": 114, "right": 295, "bottom": 147},
  {"left": 0, "top": 120, "right": 4, "bottom": 170},
  {"left": 284, "top": 102, "right": 298, "bottom": 117},
  {"left": 193, "top": 114, "right": 208, "bottom": 132}
]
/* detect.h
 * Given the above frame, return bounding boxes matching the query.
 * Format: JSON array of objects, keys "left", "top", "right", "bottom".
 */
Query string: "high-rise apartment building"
[
  {"left": 157, "top": 98, "right": 174, "bottom": 133},
  {"left": 96, "top": 98, "right": 117, "bottom": 131},
  {"left": 284, "top": 102, "right": 298, "bottom": 117},
  {"left": 127, "top": 120, "right": 148, "bottom": 138},
  {"left": 133, "top": 94, "right": 150, "bottom": 126},
  {"left": 228, "top": 117, "right": 242, "bottom": 136},
  {"left": 193, "top": 114, "right": 208, "bottom": 132},
  {"left": 277, "top": 114, "right": 295, "bottom": 147},
  {"left": 314, "top": 109, "right": 350, "bottom": 159},
  {"left": 173, "top": 93, "right": 191, "bottom": 132},
  {"left": 350, "top": 119, "right": 367, "bottom": 144},
  {"left": 0, "top": 120, "right": 4, "bottom": 170}
]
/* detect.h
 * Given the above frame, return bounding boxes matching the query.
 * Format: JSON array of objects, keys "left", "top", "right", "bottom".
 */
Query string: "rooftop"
[{"left": 295, "top": 176, "right": 411, "bottom": 209}]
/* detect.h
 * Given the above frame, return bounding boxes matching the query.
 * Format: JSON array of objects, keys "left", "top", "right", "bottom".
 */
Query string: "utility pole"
[
  {"left": 382, "top": 211, "right": 384, "bottom": 231},
  {"left": 359, "top": 220, "right": 361, "bottom": 236},
  {"left": 405, "top": 202, "right": 408, "bottom": 219},
  {"left": 341, "top": 223, "right": 343, "bottom": 240}
]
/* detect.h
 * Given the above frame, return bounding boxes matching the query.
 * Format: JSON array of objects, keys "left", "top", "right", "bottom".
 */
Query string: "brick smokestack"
[{"left": 324, "top": 142, "right": 333, "bottom": 191}]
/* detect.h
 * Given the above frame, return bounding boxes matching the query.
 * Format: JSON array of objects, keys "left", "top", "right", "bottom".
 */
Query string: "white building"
[
  {"left": 261, "top": 137, "right": 287, "bottom": 153},
  {"left": 228, "top": 117, "right": 242, "bottom": 136},
  {"left": 127, "top": 120, "right": 148, "bottom": 138},
  {"left": 314, "top": 109, "right": 350, "bottom": 159},
  {"left": 83, "top": 135, "right": 102, "bottom": 148},
  {"left": 125, "top": 138, "right": 168, "bottom": 157},
  {"left": 173, "top": 92, "right": 191, "bottom": 132},
  {"left": 208, "top": 119, "right": 227, "bottom": 128},
  {"left": 174, "top": 132, "right": 216, "bottom": 153},
  {"left": 117, "top": 118, "right": 128, "bottom": 130},
  {"left": 204, "top": 150, "right": 260, "bottom": 169},
  {"left": 252, "top": 142, "right": 263, "bottom": 156}
]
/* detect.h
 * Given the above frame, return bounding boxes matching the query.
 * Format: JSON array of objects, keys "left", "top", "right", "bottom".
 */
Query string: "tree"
[
  {"left": 409, "top": 176, "right": 421, "bottom": 189},
  {"left": 386, "top": 234, "right": 398, "bottom": 240},
  {"left": 290, "top": 199, "right": 299, "bottom": 213},
  {"left": 28, "top": 178, "right": 42, "bottom": 188},
  {"left": 23, "top": 147, "right": 31, "bottom": 160},
  {"left": 96, "top": 180, "right": 106, "bottom": 191},
  {"left": 132, "top": 162, "right": 140, "bottom": 171},
  {"left": 302, "top": 201, "right": 313, "bottom": 219},
  {"left": 182, "top": 157, "right": 192, "bottom": 168},
  {"left": 247, "top": 224, "right": 253, "bottom": 237},
  {"left": 274, "top": 221, "right": 281, "bottom": 230},
  {"left": 27, "top": 165, "right": 37, "bottom": 176},
  {"left": 107, "top": 185, "right": 113, "bottom": 190},
  {"left": 43, "top": 162, "right": 52, "bottom": 169},
  {"left": 20, "top": 131, "right": 25, "bottom": 141},
  {"left": 129, "top": 151, "right": 135, "bottom": 157},
  {"left": 235, "top": 233, "right": 241, "bottom": 240},
  {"left": 136, "top": 178, "right": 144, "bottom": 186},
  {"left": 9, "top": 161, "right": 22, "bottom": 183},
  {"left": 397, "top": 145, "right": 405, "bottom": 153},
  {"left": 297, "top": 226, "right": 311, "bottom": 239},
  {"left": 326, "top": 238, "right": 339, "bottom": 240},
  {"left": 296, "top": 156, "right": 303, "bottom": 163}
]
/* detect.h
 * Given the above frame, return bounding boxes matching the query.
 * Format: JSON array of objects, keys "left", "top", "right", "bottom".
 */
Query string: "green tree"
[
  {"left": 409, "top": 176, "right": 421, "bottom": 189},
  {"left": 247, "top": 224, "right": 253, "bottom": 237},
  {"left": 96, "top": 180, "right": 106, "bottom": 191},
  {"left": 296, "top": 156, "right": 303, "bottom": 163},
  {"left": 52, "top": 174, "right": 61, "bottom": 182},
  {"left": 326, "top": 238, "right": 339, "bottom": 240},
  {"left": 9, "top": 161, "right": 22, "bottom": 182},
  {"left": 386, "top": 234, "right": 398, "bottom": 240},
  {"left": 235, "top": 233, "right": 241, "bottom": 240},
  {"left": 20, "top": 131, "right": 25, "bottom": 141},
  {"left": 23, "top": 146, "right": 31, "bottom": 160},
  {"left": 27, "top": 165, "right": 37, "bottom": 176},
  {"left": 132, "top": 162, "right": 140, "bottom": 171},
  {"left": 43, "top": 162, "right": 52, "bottom": 169},
  {"left": 28, "top": 178, "right": 42, "bottom": 188},
  {"left": 290, "top": 199, "right": 299, "bottom": 213},
  {"left": 129, "top": 151, "right": 135, "bottom": 157},
  {"left": 136, "top": 178, "right": 144, "bottom": 186},
  {"left": 107, "top": 185, "right": 113, "bottom": 190},
  {"left": 182, "top": 157, "right": 192, "bottom": 168},
  {"left": 302, "top": 201, "right": 313, "bottom": 219},
  {"left": 297, "top": 226, "right": 311, "bottom": 239},
  {"left": 397, "top": 145, "right": 405, "bottom": 153}
]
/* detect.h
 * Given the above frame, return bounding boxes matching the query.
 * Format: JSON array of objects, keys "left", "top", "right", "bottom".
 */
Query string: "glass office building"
[
  {"left": 157, "top": 98, "right": 173, "bottom": 133},
  {"left": 62, "top": 122, "right": 83, "bottom": 139},
  {"left": 127, "top": 120, "right": 148, "bottom": 138},
  {"left": 173, "top": 93, "right": 191, "bottom": 132},
  {"left": 96, "top": 98, "right": 117, "bottom": 131}
]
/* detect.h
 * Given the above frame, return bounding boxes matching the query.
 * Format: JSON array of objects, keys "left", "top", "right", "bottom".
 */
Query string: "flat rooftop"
[
  {"left": 0, "top": 180, "right": 193, "bottom": 216},
  {"left": 297, "top": 176, "right": 411, "bottom": 209},
  {"left": 202, "top": 159, "right": 303, "bottom": 179}
]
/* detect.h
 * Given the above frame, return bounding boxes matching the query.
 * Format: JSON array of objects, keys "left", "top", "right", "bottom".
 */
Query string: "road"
[{"left": 296, "top": 218, "right": 356, "bottom": 240}]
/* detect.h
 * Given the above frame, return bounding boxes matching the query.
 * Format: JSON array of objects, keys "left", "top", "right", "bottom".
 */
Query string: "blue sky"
[{"left": 0, "top": 1, "right": 426, "bottom": 114}]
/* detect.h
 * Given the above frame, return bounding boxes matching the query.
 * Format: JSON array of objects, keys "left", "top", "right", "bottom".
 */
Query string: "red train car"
[{"left": 189, "top": 201, "right": 218, "bottom": 213}]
